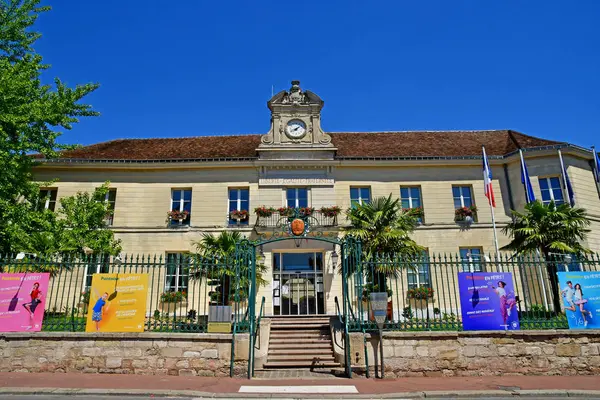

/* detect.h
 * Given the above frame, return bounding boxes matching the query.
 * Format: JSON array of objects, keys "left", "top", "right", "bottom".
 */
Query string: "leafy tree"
[
  {"left": 343, "top": 195, "right": 424, "bottom": 297},
  {"left": 2, "top": 183, "right": 121, "bottom": 274},
  {"left": 54, "top": 183, "right": 122, "bottom": 256},
  {"left": 191, "top": 231, "right": 266, "bottom": 305},
  {"left": 501, "top": 200, "right": 591, "bottom": 312},
  {"left": 0, "top": 0, "right": 99, "bottom": 253}
]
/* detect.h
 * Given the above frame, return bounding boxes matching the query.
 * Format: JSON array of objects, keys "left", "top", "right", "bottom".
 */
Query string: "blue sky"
[{"left": 36, "top": 1, "right": 600, "bottom": 148}]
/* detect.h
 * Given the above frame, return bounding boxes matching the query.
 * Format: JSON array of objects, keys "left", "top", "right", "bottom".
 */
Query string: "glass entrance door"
[{"left": 273, "top": 252, "right": 324, "bottom": 315}]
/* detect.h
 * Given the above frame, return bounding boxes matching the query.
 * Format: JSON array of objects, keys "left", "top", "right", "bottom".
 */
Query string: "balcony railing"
[{"left": 254, "top": 209, "right": 340, "bottom": 230}]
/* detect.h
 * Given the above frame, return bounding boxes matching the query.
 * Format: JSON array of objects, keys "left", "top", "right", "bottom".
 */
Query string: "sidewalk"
[{"left": 1, "top": 372, "right": 600, "bottom": 398}]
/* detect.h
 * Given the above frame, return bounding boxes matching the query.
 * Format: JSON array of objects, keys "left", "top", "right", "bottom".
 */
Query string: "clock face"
[{"left": 286, "top": 119, "right": 307, "bottom": 138}]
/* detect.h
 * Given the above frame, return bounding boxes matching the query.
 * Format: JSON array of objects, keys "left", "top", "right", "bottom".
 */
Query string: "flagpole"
[
  {"left": 483, "top": 146, "right": 501, "bottom": 260},
  {"left": 519, "top": 149, "right": 529, "bottom": 203},
  {"left": 489, "top": 197, "right": 500, "bottom": 260},
  {"left": 558, "top": 149, "right": 569, "bottom": 200}
]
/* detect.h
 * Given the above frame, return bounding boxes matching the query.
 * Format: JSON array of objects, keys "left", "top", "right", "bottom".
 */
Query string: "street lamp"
[{"left": 331, "top": 248, "right": 339, "bottom": 267}]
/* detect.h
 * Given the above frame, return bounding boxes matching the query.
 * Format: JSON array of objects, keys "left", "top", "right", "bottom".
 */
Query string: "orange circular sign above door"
[{"left": 290, "top": 219, "right": 305, "bottom": 236}]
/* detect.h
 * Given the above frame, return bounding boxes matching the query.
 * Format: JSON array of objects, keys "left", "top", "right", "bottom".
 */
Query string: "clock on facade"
[{"left": 285, "top": 119, "right": 307, "bottom": 139}]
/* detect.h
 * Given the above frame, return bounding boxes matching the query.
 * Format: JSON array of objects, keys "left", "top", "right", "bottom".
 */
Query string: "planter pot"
[
  {"left": 160, "top": 300, "right": 186, "bottom": 313},
  {"left": 408, "top": 297, "right": 433, "bottom": 309}
]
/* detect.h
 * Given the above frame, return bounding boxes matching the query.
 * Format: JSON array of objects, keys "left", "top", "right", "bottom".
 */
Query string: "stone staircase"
[{"left": 263, "top": 316, "right": 340, "bottom": 369}]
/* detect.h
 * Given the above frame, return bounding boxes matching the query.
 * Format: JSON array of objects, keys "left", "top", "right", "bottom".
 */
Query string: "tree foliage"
[
  {"left": 0, "top": 0, "right": 99, "bottom": 253},
  {"left": 343, "top": 195, "right": 424, "bottom": 297},
  {"left": 192, "top": 231, "right": 267, "bottom": 304},
  {"left": 501, "top": 200, "right": 591, "bottom": 257},
  {"left": 344, "top": 195, "right": 423, "bottom": 261},
  {"left": 16, "top": 183, "right": 122, "bottom": 256},
  {"left": 502, "top": 200, "right": 591, "bottom": 312}
]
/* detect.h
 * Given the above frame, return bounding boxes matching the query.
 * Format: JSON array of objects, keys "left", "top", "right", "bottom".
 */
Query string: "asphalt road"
[{"left": 2, "top": 396, "right": 600, "bottom": 400}]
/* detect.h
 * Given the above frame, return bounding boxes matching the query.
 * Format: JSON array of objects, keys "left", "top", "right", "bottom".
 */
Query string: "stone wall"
[
  {"left": 0, "top": 332, "right": 250, "bottom": 377},
  {"left": 346, "top": 330, "right": 600, "bottom": 377}
]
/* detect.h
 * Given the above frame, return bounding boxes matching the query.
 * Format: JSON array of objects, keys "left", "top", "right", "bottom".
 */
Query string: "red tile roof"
[{"left": 47, "top": 130, "right": 560, "bottom": 161}]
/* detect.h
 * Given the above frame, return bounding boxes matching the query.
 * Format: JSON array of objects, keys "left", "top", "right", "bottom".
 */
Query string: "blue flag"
[{"left": 520, "top": 150, "right": 536, "bottom": 203}]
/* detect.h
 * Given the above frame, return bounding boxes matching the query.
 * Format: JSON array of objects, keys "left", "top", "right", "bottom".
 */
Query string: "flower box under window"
[
  {"left": 230, "top": 209, "right": 249, "bottom": 221},
  {"left": 254, "top": 206, "right": 276, "bottom": 218},
  {"left": 168, "top": 210, "right": 189, "bottom": 222},
  {"left": 454, "top": 206, "right": 478, "bottom": 223}
]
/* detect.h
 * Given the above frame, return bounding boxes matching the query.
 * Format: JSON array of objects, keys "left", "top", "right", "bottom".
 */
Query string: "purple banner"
[{"left": 458, "top": 272, "right": 520, "bottom": 331}]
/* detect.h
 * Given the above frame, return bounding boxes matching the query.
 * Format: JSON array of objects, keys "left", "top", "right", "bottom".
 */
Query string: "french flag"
[{"left": 482, "top": 146, "right": 496, "bottom": 207}]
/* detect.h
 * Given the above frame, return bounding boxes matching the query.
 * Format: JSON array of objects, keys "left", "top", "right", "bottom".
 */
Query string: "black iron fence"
[
  {"left": 345, "top": 252, "right": 600, "bottom": 332},
  {"left": 2, "top": 251, "right": 599, "bottom": 333}
]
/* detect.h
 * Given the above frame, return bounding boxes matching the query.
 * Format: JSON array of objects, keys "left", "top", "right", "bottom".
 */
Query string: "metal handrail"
[
  {"left": 336, "top": 296, "right": 369, "bottom": 378},
  {"left": 251, "top": 296, "right": 265, "bottom": 377},
  {"left": 333, "top": 296, "right": 344, "bottom": 350},
  {"left": 230, "top": 315, "right": 237, "bottom": 377}
]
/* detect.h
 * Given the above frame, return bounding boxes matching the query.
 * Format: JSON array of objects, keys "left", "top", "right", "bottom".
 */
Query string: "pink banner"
[{"left": 0, "top": 273, "right": 50, "bottom": 332}]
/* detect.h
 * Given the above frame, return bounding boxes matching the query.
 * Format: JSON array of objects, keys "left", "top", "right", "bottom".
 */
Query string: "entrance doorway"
[{"left": 272, "top": 251, "right": 325, "bottom": 315}]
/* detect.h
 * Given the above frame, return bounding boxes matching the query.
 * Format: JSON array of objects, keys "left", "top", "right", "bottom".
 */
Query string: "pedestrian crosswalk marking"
[{"left": 239, "top": 385, "right": 359, "bottom": 394}]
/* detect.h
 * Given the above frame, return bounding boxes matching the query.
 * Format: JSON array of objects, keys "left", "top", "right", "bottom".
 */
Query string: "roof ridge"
[
  {"left": 328, "top": 130, "right": 511, "bottom": 134},
  {"left": 82, "top": 133, "right": 264, "bottom": 144},
  {"left": 76, "top": 130, "right": 518, "bottom": 147},
  {"left": 507, "top": 129, "right": 563, "bottom": 149}
]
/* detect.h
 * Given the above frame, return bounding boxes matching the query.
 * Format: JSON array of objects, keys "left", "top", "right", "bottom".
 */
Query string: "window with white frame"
[
  {"left": 286, "top": 188, "right": 308, "bottom": 208},
  {"left": 105, "top": 189, "right": 117, "bottom": 226},
  {"left": 39, "top": 189, "right": 58, "bottom": 212},
  {"left": 452, "top": 186, "right": 473, "bottom": 208},
  {"left": 84, "top": 256, "right": 110, "bottom": 289},
  {"left": 459, "top": 247, "right": 484, "bottom": 272},
  {"left": 539, "top": 177, "right": 564, "bottom": 205},
  {"left": 170, "top": 189, "right": 192, "bottom": 225},
  {"left": 407, "top": 251, "right": 430, "bottom": 288},
  {"left": 165, "top": 253, "right": 189, "bottom": 292},
  {"left": 229, "top": 188, "right": 249, "bottom": 225},
  {"left": 350, "top": 187, "right": 371, "bottom": 208},
  {"left": 401, "top": 186, "right": 423, "bottom": 222}
]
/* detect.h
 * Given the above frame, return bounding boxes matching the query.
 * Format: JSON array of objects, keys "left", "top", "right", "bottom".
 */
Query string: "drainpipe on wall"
[{"left": 503, "top": 164, "right": 515, "bottom": 211}]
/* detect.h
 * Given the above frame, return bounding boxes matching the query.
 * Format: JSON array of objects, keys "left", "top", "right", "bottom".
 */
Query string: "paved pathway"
[{"left": 1, "top": 372, "right": 600, "bottom": 398}]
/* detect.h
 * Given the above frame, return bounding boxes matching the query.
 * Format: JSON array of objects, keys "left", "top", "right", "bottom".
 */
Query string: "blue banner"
[
  {"left": 458, "top": 272, "right": 520, "bottom": 331},
  {"left": 557, "top": 271, "right": 600, "bottom": 329}
]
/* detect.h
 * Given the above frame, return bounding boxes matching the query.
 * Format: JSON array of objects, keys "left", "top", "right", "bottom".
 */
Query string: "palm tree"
[
  {"left": 501, "top": 200, "right": 591, "bottom": 312},
  {"left": 343, "top": 195, "right": 424, "bottom": 297},
  {"left": 191, "top": 231, "right": 267, "bottom": 305}
]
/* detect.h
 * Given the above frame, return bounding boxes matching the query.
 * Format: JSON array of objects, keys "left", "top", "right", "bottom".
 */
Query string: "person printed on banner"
[
  {"left": 574, "top": 283, "right": 593, "bottom": 327},
  {"left": 561, "top": 281, "right": 577, "bottom": 312},
  {"left": 22, "top": 282, "right": 43, "bottom": 319},
  {"left": 91, "top": 289, "right": 111, "bottom": 331},
  {"left": 492, "top": 281, "right": 516, "bottom": 325}
]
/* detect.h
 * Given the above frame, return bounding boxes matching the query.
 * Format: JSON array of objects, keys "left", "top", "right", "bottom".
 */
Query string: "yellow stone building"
[{"left": 33, "top": 81, "right": 600, "bottom": 318}]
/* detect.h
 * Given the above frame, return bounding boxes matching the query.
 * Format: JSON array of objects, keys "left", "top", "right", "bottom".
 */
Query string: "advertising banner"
[
  {"left": 0, "top": 273, "right": 50, "bottom": 332},
  {"left": 557, "top": 271, "right": 600, "bottom": 329},
  {"left": 85, "top": 273, "right": 148, "bottom": 332},
  {"left": 458, "top": 272, "right": 520, "bottom": 331}
]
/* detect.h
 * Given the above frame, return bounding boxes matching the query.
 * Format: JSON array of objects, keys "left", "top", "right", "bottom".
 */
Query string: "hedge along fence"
[
  {"left": 345, "top": 252, "right": 600, "bottom": 332},
  {"left": 0, "top": 253, "right": 252, "bottom": 333}
]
